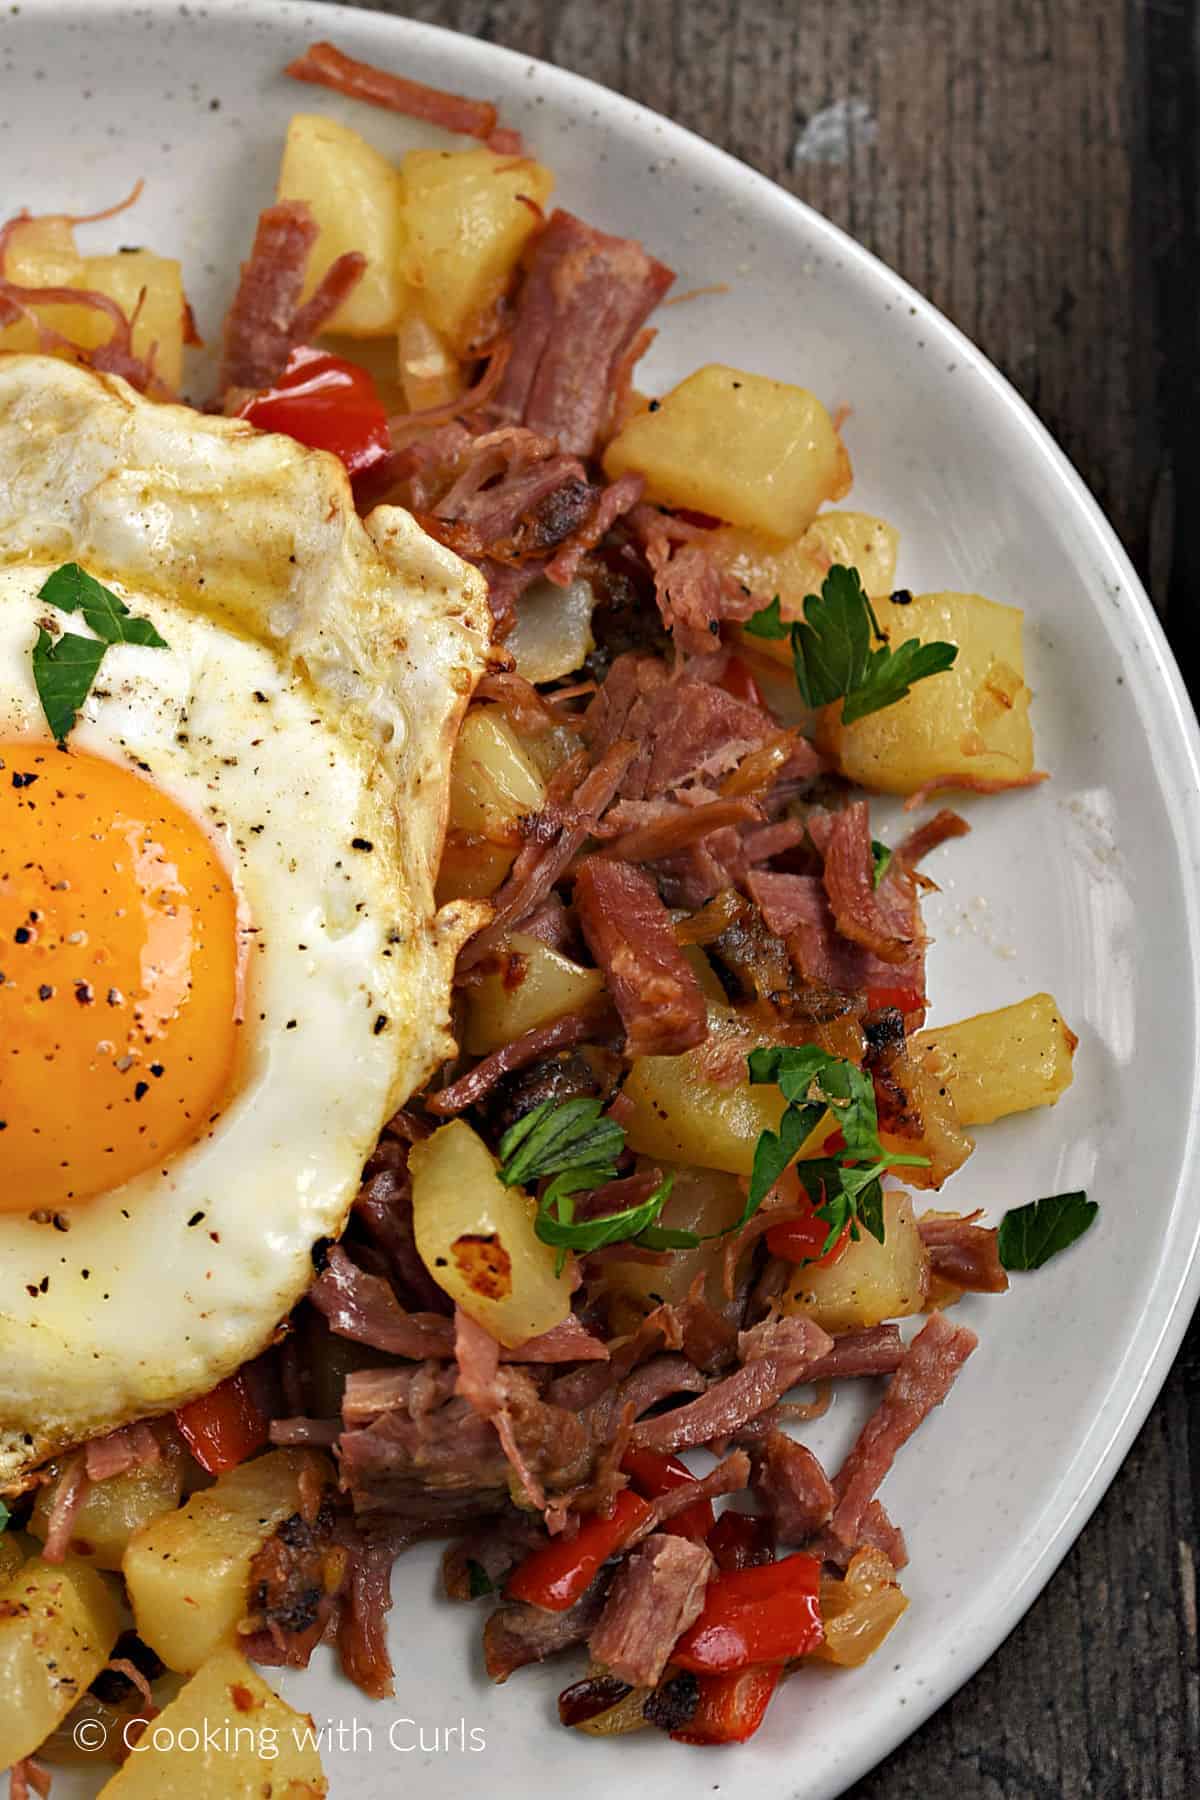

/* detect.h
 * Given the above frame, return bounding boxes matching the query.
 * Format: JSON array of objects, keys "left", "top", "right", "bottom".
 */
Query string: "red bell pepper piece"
[
  {"left": 671, "top": 1665, "right": 783, "bottom": 1745},
  {"left": 718, "top": 655, "right": 765, "bottom": 710},
  {"left": 671, "top": 1553, "right": 823, "bottom": 1673},
  {"left": 237, "top": 345, "right": 392, "bottom": 491},
  {"left": 174, "top": 1370, "right": 269, "bottom": 1476},
  {"left": 706, "top": 1509, "right": 775, "bottom": 1573},
  {"left": 866, "top": 982, "right": 926, "bottom": 1020},
  {"left": 621, "top": 1448, "right": 715, "bottom": 1542},
  {"left": 505, "top": 1489, "right": 653, "bottom": 1611},
  {"left": 765, "top": 1208, "right": 850, "bottom": 1268}
]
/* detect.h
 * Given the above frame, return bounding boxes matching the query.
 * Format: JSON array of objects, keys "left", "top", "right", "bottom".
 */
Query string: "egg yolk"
[{"left": 0, "top": 742, "right": 243, "bottom": 1211}]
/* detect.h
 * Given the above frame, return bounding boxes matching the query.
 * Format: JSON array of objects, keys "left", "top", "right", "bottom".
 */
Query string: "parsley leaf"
[
  {"left": 38, "top": 563, "right": 169, "bottom": 648},
  {"left": 741, "top": 594, "right": 789, "bottom": 641},
  {"left": 497, "top": 1097, "right": 624, "bottom": 1192},
  {"left": 498, "top": 1098, "right": 681, "bottom": 1269},
  {"left": 998, "top": 1191, "right": 1097, "bottom": 1271},
  {"left": 745, "top": 563, "right": 957, "bottom": 726},
  {"left": 871, "top": 839, "right": 892, "bottom": 888},
  {"left": 0, "top": 1497, "right": 10, "bottom": 1533},
  {"left": 32, "top": 628, "right": 109, "bottom": 744},
  {"left": 32, "top": 564, "right": 169, "bottom": 744},
  {"left": 842, "top": 634, "right": 959, "bottom": 726},
  {"left": 745, "top": 1044, "right": 930, "bottom": 1257}
]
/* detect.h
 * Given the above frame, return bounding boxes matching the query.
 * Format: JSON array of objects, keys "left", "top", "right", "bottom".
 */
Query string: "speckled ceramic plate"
[{"left": 6, "top": 2, "right": 1200, "bottom": 1795}]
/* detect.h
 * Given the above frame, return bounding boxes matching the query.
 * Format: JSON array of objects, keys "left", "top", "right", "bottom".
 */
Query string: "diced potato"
[
  {"left": 622, "top": 1001, "right": 829, "bottom": 1177},
  {"left": 436, "top": 705, "right": 548, "bottom": 904},
  {"left": 396, "top": 305, "right": 463, "bottom": 411},
  {"left": 277, "top": 112, "right": 406, "bottom": 335},
  {"left": 877, "top": 1040, "right": 974, "bottom": 1190},
  {"left": 97, "top": 1647, "right": 327, "bottom": 1797},
  {"left": 410, "top": 1119, "right": 574, "bottom": 1347},
  {"left": 123, "top": 1449, "right": 332, "bottom": 1673},
  {"left": 782, "top": 1190, "right": 928, "bottom": 1333},
  {"left": 912, "top": 992, "right": 1077, "bottom": 1128},
  {"left": 603, "top": 364, "right": 851, "bottom": 538},
  {"left": 0, "top": 1551, "right": 122, "bottom": 1766},
  {"left": 816, "top": 590, "right": 1033, "bottom": 795},
  {"left": 595, "top": 1162, "right": 746, "bottom": 1311},
  {"left": 810, "top": 1547, "right": 908, "bottom": 1667},
  {"left": 29, "top": 1432, "right": 188, "bottom": 1570},
  {"left": 0, "top": 220, "right": 189, "bottom": 391},
  {"left": 402, "top": 145, "right": 555, "bottom": 352},
  {"left": 717, "top": 513, "right": 899, "bottom": 666},
  {"left": 464, "top": 931, "right": 604, "bottom": 1056},
  {"left": 506, "top": 576, "right": 596, "bottom": 684},
  {"left": 0, "top": 1529, "right": 31, "bottom": 1584}
]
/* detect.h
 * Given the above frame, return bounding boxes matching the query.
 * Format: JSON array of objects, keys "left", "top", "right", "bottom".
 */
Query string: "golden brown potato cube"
[
  {"left": 0, "top": 224, "right": 189, "bottom": 391},
  {"left": 278, "top": 113, "right": 407, "bottom": 335},
  {"left": 436, "top": 706, "right": 548, "bottom": 904},
  {"left": 816, "top": 590, "right": 1033, "bottom": 795},
  {"left": 714, "top": 513, "right": 899, "bottom": 667},
  {"left": 603, "top": 364, "right": 850, "bottom": 538},
  {"left": 410, "top": 1119, "right": 573, "bottom": 1347},
  {"left": 464, "top": 932, "right": 605, "bottom": 1055},
  {"left": 912, "top": 993, "right": 1077, "bottom": 1127},
  {"left": 782, "top": 1190, "right": 929, "bottom": 1333},
  {"left": 594, "top": 1162, "right": 747, "bottom": 1312},
  {"left": 403, "top": 145, "right": 555, "bottom": 352},
  {"left": 29, "top": 1433, "right": 187, "bottom": 1571},
  {"left": 97, "top": 1647, "right": 327, "bottom": 1796},
  {"left": 622, "top": 1001, "right": 828, "bottom": 1177},
  {"left": 0, "top": 1551, "right": 122, "bottom": 1767},
  {"left": 123, "top": 1449, "right": 332, "bottom": 1673}
]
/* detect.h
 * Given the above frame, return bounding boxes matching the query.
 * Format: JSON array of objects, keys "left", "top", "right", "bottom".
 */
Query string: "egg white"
[{"left": 0, "top": 355, "right": 491, "bottom": 1485}]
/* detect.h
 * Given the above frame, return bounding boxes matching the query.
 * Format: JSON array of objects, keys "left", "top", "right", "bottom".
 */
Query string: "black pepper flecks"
[
  {"left": 351, "top": 837, "right": 374, "bottom": 852},
  {"left": 373, "top": 1014, "right": 389, "bottom": 1035}
]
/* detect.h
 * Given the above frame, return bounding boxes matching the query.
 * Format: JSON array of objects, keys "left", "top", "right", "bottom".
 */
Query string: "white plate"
[{"left": 6, "top": 2, "right": 1200, "bottom": 1795}]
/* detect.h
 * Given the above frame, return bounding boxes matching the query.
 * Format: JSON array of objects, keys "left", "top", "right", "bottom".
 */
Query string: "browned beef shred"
[
  {"left": 573, "top": 855, "right": 708, "bottom": 1057},
  {"left": 494, "top": 210, "right": 674, "bottom": 455},
  {"left": 588, "top": 1533, "right": 714, "bottom": 1687}
]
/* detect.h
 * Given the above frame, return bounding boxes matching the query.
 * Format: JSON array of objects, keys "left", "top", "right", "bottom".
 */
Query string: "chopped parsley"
[
  {"left": 998, "top": 1191, "right": 1097, "bottom": 1271},
  {"left": 871, "top": 838, "right": 893, "bottom": 887},
  {"left": 743, "top": 563, "right": 957, "bottom": 725},
  {"left": 497, "top": 1097, "right": 677, "bottom": 1268},
  {"left": 32, "top": 563, "right": 168, "bottom": 743},
  {"left": 745, "top": 1045, "right": 930, "bottom": 1259},
  {"left": 0, "top": 1497, "right": 9, "bottom": 1533}
]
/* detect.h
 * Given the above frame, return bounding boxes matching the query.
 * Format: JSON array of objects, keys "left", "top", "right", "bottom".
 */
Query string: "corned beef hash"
[{"left": 0, "top": 38, "right": 1092, "bottom": 1793}]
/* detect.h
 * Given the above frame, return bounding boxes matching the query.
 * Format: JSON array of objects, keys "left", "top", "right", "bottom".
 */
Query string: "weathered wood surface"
[{"left": 340, "top": 3, "right": 1198, "bottom": 1793}]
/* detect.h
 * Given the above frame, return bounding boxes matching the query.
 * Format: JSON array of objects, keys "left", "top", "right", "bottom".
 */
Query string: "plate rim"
[{"left": 12, "top": 0, "right": 1200, "bottom": 1789}]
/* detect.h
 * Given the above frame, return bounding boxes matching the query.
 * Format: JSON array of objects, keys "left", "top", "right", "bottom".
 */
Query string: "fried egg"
[{"left": 0, "top": 354, "right": 491, "bottom": 1487}]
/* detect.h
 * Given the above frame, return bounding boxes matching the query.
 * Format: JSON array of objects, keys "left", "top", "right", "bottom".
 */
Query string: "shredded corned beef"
[
  {"left": 427, "top": 1008, "right": 605, "bottom": 1115},
  {"left": 573, "top": 856, "right": 707, "bottom": 1057},
  {"left": 807, "top": 802, "right": 919, "bottom": 965},
  {"left": 545, "top": 471, "right": 646, "bottom": 586},
  {"left": 597, "top": 795, "right": 763, "bottom": 865},
  {"left": 894, "top": 808, "right": 971, "bottom": 868},
  {"left": 311, "top": 1246, "right": 456, "bottom": 1360},
  {"left": 39, "top": 1451, "right": 90, "bottom": 1564},
  {"left": 633, "top": 508, "right": 761, "bottom": 656},
  {"left": 588, "top": 1533, "right": 714, "bottom": 1687},
  {"left": 286, "top": 40, "right": 506, "bottom": 143},
  {"left": 919, "top": 1214, "right": 1009, "bottom": 1294},
  {"left": 493, "top": 211, "right": 674, "bottom": 455},
  {"left": 804, "top": 1325, "right": 907, "bottom": 1382},
  {"left": 484, "top": 1578, "right": 613, "bottom": 1682},
  {"left": 218, "top": 199, "right": 364, "bottom": 393},
  {"left": 830, "top": 1311, "right": 977, "bottom": 1548},
  {"left": 902, "top": 770, "right": 1048, "bottom": 811},
  {"left": 627, "top": 1316, "right": 833, "bottom": 1452},
  {"left": 460, "top": 738, "right": 639, "bottom": 968},
  {"left": 83, "top": 1421, "right": 160, "bottom": 1483},
  {"left": 747, "top": 866, "right": 926, "bottom": 1001},
  {"left": 643, "top": 1448, "right": 751, "bottom": 1533},
  {"left": 751, "top": 1431, "right": 835, "bottom": 1543},
  {"left": 7, "top": 1760, "right": 52, "bottom": 1800}
]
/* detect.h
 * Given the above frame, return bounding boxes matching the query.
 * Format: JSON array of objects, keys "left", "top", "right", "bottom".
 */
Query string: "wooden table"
[{"left": 342, "top": 4, "right": 1197, "bottom": 1793}]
